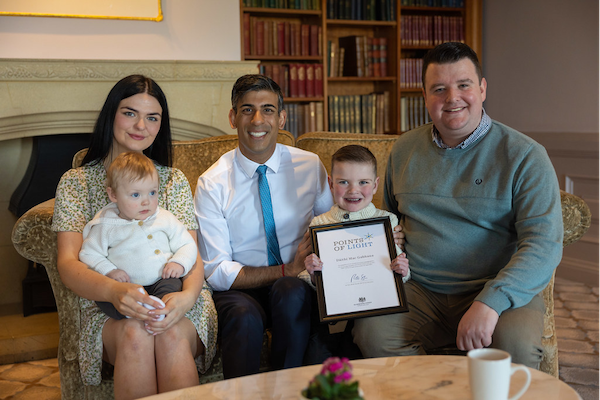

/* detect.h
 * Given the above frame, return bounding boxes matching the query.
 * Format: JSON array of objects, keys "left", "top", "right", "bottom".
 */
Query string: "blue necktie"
[{"left": 256, "top": 165, "right": 283, "bottom": 266}]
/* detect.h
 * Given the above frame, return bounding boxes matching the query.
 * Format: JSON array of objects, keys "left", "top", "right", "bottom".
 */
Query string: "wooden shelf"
[
  {"left": 284, "top": 96, "right": 324, "bottom": 102},
  {"left": 326, "top": 19, "right": 397, "bottom": 27},
  {"left": 328, "top": 76, "right": 396, "bottom": 82},
  {"left": 245, "top": 55, "right": 323, "bottom": 61},
  {"left": 241, "top": 7, "right": 322, "bottom": 16},
  {"left": 400, "top": 6, "right": 464, "bottom": 12}
]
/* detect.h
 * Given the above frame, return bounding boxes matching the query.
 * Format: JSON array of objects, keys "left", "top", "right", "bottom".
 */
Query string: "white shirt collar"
[{"left": 235, "top": 144, "right": 282, "bottom": 177}]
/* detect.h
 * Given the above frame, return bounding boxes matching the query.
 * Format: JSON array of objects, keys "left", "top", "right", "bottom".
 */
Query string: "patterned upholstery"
[{"left": 11, "top": 130, "right": 590, "bottom": 399}]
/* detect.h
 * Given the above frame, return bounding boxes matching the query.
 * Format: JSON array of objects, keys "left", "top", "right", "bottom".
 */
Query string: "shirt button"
[
  {"left": 138, "top": 221, "right": 144, "bottom": 226},
  {"left": 147, "top": 234, "right": 153, "bottom": 240},
  {"left": 344, "top": 214, "right": 349, "bottom": 219},
  {"left": 154, "top": 249, "right": 160, "bottom": 255}
]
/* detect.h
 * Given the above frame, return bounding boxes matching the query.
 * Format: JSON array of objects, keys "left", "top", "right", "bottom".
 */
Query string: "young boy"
[
  {"left": 79, "top": 152, "right": 197, "bottom": 320},
  {"left": 302, "top": 144, "right": 410, "bottom": 285}
]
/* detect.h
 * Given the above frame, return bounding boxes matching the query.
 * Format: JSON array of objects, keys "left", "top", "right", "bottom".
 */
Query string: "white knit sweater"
[{"left": 80, "top": 203, "right": 197, "bottom": 286}]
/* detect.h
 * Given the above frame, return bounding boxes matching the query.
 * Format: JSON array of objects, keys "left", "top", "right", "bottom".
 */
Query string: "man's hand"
[
  {"left": 285, "top": 230, "right": 312, "bottom": 277},
  {"left": 106, "top": 269, "right": 130, "bottom": 283},
  {"left": 162, "top": 262, "right": 184, "bottom": 279},
  {"left": 393, "top": 225, "right": 405, "bottom": 250},
  {"left": 456, "top": 301, "right": 499, "bottom": 351}
]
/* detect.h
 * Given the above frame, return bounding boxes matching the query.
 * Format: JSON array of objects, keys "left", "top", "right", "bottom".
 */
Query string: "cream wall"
[
  {"left": 482, "top": 0, "right": 599, "bottom": 283},
  {"left": 482, "top": 0, "right": 598, "bottom": 133}
]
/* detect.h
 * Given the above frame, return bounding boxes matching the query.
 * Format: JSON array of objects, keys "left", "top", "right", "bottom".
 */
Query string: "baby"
[{"left": 79, "top": 152, "right": 197, "bottom": 320}]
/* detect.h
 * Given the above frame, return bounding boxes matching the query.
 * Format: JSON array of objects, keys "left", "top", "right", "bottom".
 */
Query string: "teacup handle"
[{"left": 508, "top": 365, "right": 531, "bottom": 400}]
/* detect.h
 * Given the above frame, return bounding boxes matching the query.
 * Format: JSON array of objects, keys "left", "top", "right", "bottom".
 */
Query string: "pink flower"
[
  {"left": 304, "top": 357, "right": 362, "bottom": 400},
  {"left": 328, "top": 361, "right": 344, "bottom": 373},
  {"left": 334, "top": 371, "right": 353, "bottom": 383}
]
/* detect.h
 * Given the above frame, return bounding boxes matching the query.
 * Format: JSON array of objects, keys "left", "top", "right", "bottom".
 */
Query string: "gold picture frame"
[{"left": 0, "top": 0, "right": 162, "bottom": 21}]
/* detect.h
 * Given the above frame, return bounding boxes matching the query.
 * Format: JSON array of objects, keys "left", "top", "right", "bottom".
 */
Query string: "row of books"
[
  {"left": 401, "top": 15, "right": 464, "bottom": 47},
  {"left": 243, "top": 15, "right": 323, "bottom": 57},
  {"left": 259, "top": 63, "right": 324, "bottom": 98},
  {"left": 242, "top": 0, "right": 321, "bottom": 9},
  {"left": 400, "top": 58, "right": 423, "bottom": 89},
  {"left": 328, "top": 93, "right": 390, "bottom": 134},
  {"left": 327, "top": 0, "right": 396, "bottom": 21},
  {"left": 400, "top": 0, "right": 464, "bottom": 7},
  {"left": 400, "top": 96, "right": 431, "bottom": 132},
  {"left": 327, "top": 36, "right": 388, "bottom": 78},
  {"left": 284, "top": 102, "right": 324, "bottom": 138}
]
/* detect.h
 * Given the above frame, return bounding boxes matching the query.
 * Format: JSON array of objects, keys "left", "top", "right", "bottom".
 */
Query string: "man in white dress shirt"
[{"left": 194, "top": 75, "right": 333, "bottom": 378}]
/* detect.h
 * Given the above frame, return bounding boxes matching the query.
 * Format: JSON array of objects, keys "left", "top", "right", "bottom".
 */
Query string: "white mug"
[{"left": 468, "top": 348, "right": 531, "bottom": 400}]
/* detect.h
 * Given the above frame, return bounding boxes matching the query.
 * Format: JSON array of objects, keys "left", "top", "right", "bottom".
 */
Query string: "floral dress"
[{"left": 52, "top": 162, "right": 218, "bottom": 386}]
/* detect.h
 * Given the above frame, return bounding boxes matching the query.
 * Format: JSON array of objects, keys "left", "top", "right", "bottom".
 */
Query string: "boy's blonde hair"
[
  {"left": 106, "top": 152, "right": 158, "bottom": 191},
  {"left": 331, "top": 145, "right": 377, "bottom": 176}
]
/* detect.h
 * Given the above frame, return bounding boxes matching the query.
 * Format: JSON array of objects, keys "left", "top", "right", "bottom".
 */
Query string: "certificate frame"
[{"left": 310, "top": 216, "right": 408, "bottom": 323}]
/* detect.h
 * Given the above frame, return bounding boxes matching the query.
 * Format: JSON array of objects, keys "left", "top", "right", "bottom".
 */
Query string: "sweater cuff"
[{"left": 474, "top": 287, "right": 512, "bottom": 315}]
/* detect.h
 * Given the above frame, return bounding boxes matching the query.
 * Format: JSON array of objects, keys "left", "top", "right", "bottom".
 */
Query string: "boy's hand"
[
  {"left": 162, "top": 262, "right": 184, "bottom": 279},
  {"left": 304, "top": 253, "right": 323, "bottom": 284},
  {"left": 391, "top": 253, "right": 409, "bottom": 277},
  {"left": 393, "top": 225, "right": 405, "bottom": 250},
  {"left": 107, "top": 269, "right": 130, "bottom": 282}
]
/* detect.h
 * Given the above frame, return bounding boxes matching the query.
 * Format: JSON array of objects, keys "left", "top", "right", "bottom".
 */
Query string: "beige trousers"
[{"left": 352, "top": 279, "right": 545, "bottom": 369}]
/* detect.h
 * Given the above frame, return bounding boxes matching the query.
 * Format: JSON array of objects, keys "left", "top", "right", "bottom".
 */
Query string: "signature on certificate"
[{"left": 350, "top": 273, "right": 369, "bottom": 283}]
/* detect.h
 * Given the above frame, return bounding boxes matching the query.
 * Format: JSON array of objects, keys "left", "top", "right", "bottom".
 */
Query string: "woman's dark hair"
[{"left": 82, "top": 75, "right": 172, "bottom": 167}]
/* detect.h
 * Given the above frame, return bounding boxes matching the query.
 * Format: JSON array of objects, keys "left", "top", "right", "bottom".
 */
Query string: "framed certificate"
[{"left": 309, "top": 217, "right": 408, "bottom": 323}]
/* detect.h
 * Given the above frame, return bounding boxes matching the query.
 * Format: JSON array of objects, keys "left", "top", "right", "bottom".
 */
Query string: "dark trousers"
[
  {"left": 96, "top": 278, "right": 182, "bottom": 320},
  {"left": 213, "top": 277, "right": 313, "bottom": 379}
]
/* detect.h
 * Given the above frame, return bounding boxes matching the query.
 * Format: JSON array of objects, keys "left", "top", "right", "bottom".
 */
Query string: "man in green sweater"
[{"left": 352, "top": 42, "right": 563, "bottom": 369}]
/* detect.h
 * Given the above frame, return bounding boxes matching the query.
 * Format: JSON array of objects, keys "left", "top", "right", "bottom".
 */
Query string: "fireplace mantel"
[{"left": 0, "top": 59, "right": 258, "bottom": 141}]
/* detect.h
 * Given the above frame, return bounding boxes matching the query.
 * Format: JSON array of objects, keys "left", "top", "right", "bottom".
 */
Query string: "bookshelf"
[{"left": 239, "top": 0, "right": 482, "bottom": 136}]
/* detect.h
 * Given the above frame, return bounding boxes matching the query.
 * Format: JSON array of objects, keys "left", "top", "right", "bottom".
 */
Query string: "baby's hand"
[
  {"left": 107, "top": 269, "right": 130, "bottom": 282},
  {"left": 391, "top": 253, "right": 409, "bottom": 277},
  {"left": 162, "top": 262, "right": 184, "bottom": 279}
]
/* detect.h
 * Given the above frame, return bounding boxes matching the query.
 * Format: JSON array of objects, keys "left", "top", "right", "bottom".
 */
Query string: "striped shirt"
[{"left": 432, "top": 109, "right": 492, "bottom": 149}]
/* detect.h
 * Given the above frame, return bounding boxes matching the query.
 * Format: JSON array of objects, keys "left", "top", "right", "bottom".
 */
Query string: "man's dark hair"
[
  {"left": 421, "top": 42, "right": 483, "bottom": 89},
  {"left": 231, "top": 74, "right": 284, "bottom": 113},
  {"left": 331, "top": 145, "right": 377, "bottom": 176}
]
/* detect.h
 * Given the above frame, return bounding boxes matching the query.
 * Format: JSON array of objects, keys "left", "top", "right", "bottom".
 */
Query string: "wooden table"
[{"left": 142, "top": 356, "right": 581, "bottom": 399}]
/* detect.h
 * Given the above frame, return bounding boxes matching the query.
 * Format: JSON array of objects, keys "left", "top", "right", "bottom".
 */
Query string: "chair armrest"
[
  {"left": 11, "top": 198, "right": 81, "bottom": 363},
  {"left": 561, "top": 190, "right": 591, "bottom": 247},
  {"left": 12, "top": 198, "right": 57, "bottom": 265}
]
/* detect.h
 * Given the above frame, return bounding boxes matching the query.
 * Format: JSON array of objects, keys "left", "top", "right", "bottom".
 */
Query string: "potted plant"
[{"left": 301, "top": 357, "right": 364, "bottom": 400}]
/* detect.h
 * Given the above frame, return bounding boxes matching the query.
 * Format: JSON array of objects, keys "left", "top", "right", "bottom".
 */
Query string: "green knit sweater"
[{"left": 384, "top": 121, "right": 563, "bottom": 315}]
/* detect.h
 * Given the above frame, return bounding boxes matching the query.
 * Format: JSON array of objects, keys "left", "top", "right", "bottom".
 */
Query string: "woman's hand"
[
  {"left": 143, "top": 289, "right": 195, "bottom": 334},
  {"left": 390, "top": 253, "right": 409, "bottom": 277},
  {"left": 108, "top": 283, "right": 163, "bottom": 321}
]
